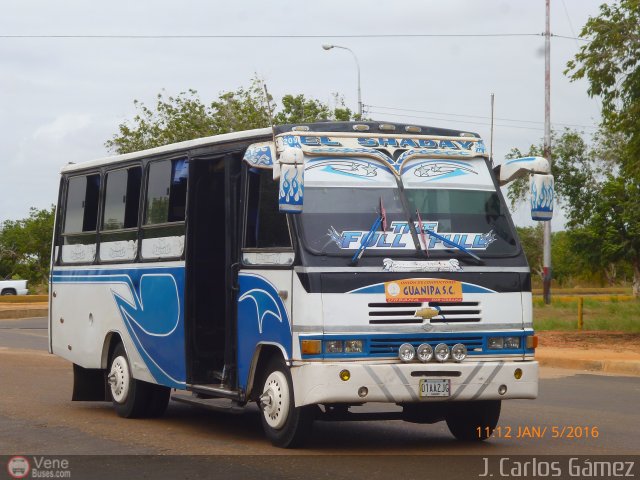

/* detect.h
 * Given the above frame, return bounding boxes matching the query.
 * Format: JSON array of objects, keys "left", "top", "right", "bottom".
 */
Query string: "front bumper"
[{"left": 291, "top": 359, "right": 538, "bottom": 407}]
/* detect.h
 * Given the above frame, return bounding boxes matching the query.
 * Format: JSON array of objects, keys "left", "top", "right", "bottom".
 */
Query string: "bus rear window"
[
  {"left": 64, "top": 174, "right": 100, "bottom": 233},
  {"left": 145, "top": 159, "right": 188, "bottom": 225},
  {"left": 103, "top": 167, "right": 142, "bottom": 230}
]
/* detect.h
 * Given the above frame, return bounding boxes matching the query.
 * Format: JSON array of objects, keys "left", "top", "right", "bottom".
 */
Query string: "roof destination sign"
[{"left": 298, "top": 135, "right": 482, "bottom": 153}]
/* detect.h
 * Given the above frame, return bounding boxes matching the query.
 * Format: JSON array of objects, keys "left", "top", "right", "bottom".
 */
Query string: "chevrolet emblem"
[{"left": 414, "top": 307, "right": 439, "bottom": 320}]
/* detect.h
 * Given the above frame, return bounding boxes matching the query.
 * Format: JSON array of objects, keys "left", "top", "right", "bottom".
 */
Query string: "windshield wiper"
[
  {"left": 394, "top": 179, "right": 425, "bottom": 257},
  {"left": 350, "top": 198, "right": 385, "bottom": 266},
  {"left": 394, "top": 175, "right": 483, "bottom": 264},
  {"left": 421, "top": 224, "right": 484, "bottom": 263}
]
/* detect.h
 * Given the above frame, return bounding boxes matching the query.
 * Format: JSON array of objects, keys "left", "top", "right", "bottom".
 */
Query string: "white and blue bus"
[{"left": 49, "top": 121, "right": 553, "bottom": 447}]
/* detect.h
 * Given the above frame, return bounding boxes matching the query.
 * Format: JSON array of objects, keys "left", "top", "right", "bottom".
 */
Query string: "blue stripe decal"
[
  {"left": 52, "top": 267, "right": 186, "bottom": 389},
  {"left": 237, "top": 272, "right": 292, "bottom": 391},
  {"left": 348, "top": 281, "right": 496, "bottom": 295}
]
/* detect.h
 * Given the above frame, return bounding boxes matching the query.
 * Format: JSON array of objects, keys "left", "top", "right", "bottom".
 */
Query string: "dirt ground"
[{"left": 539, "top": 331, "right": 640, "bottom": 352}]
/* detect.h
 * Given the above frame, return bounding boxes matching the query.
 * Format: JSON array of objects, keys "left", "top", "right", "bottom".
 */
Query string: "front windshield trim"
[
  {"left": 296, "top": 189, "right": 521, "bottom": 261},
  {"left": 300, "top": 153, "right": 520, "bottom": 261}
]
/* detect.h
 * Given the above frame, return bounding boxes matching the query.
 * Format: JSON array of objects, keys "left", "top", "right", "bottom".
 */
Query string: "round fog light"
[
  {"left": 339, "top": 369, "right": 351, "bottom": 381},
  {"left": 398, "top": 343, "right": 416, "bottom": 362},
  {"left": 417, "top": 343, "right": 434, "bottom": 363},
  {"left": 358, "top": 386, "right": 368, "bottom": 398},
  {"left": 514, "top": 368, "right": 523, "bottom": 380},
  {"left": 434, "top": 343, "right": 450, "bottom": 362},
  {"left": 451, "top": 343, "right": 467, "bottom": 362},
  {"left": 498, "top": 384, "right": 508, "bottom": 395}
]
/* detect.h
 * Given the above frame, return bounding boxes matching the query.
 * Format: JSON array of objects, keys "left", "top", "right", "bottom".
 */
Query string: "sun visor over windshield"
[
  {"left": 304, "top": 157, "right": 397, "bottom": 188},
  {"left": 401, "top": 157, "right": 495, "bottom": 191}
]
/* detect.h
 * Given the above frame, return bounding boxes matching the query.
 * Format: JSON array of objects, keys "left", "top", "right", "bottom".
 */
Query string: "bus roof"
[
  {"left": 61, "top": 121, "right": 482, "bottom": 174},
  {"left": 61, "top": 127, "right": 273, "bottom": 174}
]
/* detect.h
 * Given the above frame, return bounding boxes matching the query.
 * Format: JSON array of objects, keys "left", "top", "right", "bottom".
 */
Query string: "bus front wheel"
[
  {"left": 108, "top": 343, "right": 169, "bottom": 418},
  {"left": 446, "top": 400, "right": 501, "bottom": 441},
  {"left": 258, "top": 357, "right": 313, "bottom": 448}
]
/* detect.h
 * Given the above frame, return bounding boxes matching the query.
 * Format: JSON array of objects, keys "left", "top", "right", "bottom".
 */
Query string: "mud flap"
[{"left": 72, "top": 363, "right": 108, "bottom": 401}]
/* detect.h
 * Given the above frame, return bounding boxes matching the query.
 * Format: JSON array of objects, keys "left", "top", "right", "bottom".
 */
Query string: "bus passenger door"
[{"left": 236, "top": 166, "right": 295, "bottom": 393}]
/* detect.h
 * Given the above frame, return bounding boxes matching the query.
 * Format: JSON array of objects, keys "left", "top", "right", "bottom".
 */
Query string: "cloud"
[{"left": 32, "top": 113, "right": 93, "bottom": 142}]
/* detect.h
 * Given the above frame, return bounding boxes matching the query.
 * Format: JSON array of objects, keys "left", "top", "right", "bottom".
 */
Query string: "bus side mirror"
[
  {"left": 530, "top": 173, "right": 554, "bottom": 221},
  {"left": 278, "top": 146, "right": 304, "bottom": 213},
  {"left": 495, "top": 156, "right": 550, "bottom": 186}
]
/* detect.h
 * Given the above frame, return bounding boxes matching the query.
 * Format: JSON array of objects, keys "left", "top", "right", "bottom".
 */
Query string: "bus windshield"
[{"left": 298, "top": 186, "right": 518, "bottom": 258}]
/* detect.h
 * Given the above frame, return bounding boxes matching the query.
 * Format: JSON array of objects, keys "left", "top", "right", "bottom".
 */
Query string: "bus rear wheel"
[
  {"left": 258, "top": 357, "right": 313, "bottom": 448},
  {"left": 108, "top": 343, "right": 170, "bottom": 418},
  {"left": 446, "top": 400, "right": 501, "bottom": 441}
]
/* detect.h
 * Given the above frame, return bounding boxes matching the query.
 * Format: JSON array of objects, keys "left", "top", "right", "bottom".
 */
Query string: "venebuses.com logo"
[
  {"left": 6, "top": 456, "right": 71, "bottom": 478},
  {"left": 6, "top": 456, "right": 30, "bottom": 479}
]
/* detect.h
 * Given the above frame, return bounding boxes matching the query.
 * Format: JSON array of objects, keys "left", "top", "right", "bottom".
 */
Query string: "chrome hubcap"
[
  {"left": 262, "top": 371, "right": 290, "bottom": 430},
  {"left": 109, "top": 356, "right": 130, "bottom": 404}
]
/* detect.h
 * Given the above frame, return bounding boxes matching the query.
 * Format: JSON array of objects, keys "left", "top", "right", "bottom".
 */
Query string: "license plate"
[{"left": 419, "top": 379, "right": 451, "bottom": 398}]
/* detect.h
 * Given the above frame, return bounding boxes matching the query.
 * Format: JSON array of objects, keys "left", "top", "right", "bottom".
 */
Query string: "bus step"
[
  {"left": 187, "top": 383, "right": 242, "bottom": 401},
  {"left": 171, "top": 394, "right": 245, "bottom": 414}
]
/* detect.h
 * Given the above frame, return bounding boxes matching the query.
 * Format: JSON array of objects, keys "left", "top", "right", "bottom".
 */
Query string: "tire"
[
  {"left": 1, "top": 289, "right": 16, "bottom": 295},
  {"left": 258, "top": 357, "right": 313, "bottom": 448},
  {"left": 107, "top": 343, "right": 151, "bottom": 418},
  {"left": 146, "top": 383, "right": 171, "bottom": 418},
  {"left": 446, "top": 400, "right": 501, "bottom": 441}
]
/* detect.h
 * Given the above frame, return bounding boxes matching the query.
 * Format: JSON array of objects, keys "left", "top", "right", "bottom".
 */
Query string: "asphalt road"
[{"left": 1, "top": 317, "right": 638, "bottom": 478}]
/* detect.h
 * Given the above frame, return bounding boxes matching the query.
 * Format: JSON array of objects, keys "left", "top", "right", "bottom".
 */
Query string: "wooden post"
[{"left": 577, "top": 297, "right": 584, "bottom": 331}]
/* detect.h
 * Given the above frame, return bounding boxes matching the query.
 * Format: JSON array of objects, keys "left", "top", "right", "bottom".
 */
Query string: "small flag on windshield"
[
  {"left": 380, "top": 197, "right": 387, "bottom": 232},
  {"left": 416, "top": 209, "right": 429, "bottom": 256}
]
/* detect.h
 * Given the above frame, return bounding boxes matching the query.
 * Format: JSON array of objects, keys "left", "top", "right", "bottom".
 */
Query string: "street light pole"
[
  {"left": 322, "top": 44, "right": 362, "bottom": 118},
  {"left": 543, "top": 0, "right": 552, "bottom": 304}
]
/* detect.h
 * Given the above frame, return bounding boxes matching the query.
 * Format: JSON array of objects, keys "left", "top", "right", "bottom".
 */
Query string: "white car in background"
[{"left": 0, "top": 279, "right": 28, "bottom": 295}]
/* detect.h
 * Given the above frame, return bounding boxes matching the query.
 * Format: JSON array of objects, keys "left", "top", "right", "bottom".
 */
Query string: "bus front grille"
[
  {"left": 369, "top": 335, "right": 484, "bottom": 355},
  {"left": 368, "top": 301, "right": 482, "bottom": 325}
]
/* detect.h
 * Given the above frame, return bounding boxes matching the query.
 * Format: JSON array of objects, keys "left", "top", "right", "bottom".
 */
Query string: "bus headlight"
[
  {"left": 416, "top": 343, "right": 433, "bottom": 363},
  {"left": 325, "top": 340, "right": 343, "bottom": 353},
  {"left": 398, "top": 343, "right": 415, "bottom": 362},
  {"left": 434, "top": 343, "right": 450, "bottom": 362},
  {"left": 504, "top": 337, "right": 521, "bottom": 349},
  {"left": 487, "top": 337, "right": 504, "bottom": 349},
  {"left": 451, "top": 343, "right": 467, "bottom": 362},
  {"left": 344, "top": 340, "right": 363, "bottom": 353}
]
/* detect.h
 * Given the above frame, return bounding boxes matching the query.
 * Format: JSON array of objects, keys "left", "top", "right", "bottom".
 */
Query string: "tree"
[
  {"left": 504, "top": 129, "right": 604, "bottom": 213},
  {"left": 559, "top": 0, "right": 640, "bottom": 294},
  {"left": 551, "top": 229, "right": 595, "bottom": 286},
  {"left": 516, "top": 225, "right": 544, "bottom": 279},
  {"left": 0, "top": 207, "right": 56, "bottom": 285},
  {"left": 105, "top": 89, "right": 219, "bottom": 154},
  {"left": 565, "top": 0, "right": 640, "bottom": 173},
  {"left": 106, "top": 78, "right": 355, "bottom": 154},
  {"left": 517, "top": 225, "right": 594, "bottom": 286},
  {"left": 506, "top": 129, "right": 640, "bottom": 294}
]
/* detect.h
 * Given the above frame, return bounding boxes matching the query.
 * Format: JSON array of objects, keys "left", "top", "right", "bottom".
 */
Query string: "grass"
[
  {"left": 533, "top": 297, "right": 640, "bottom": 332},
  {"left": 532, "top": 287, "right": 632, "bottom": 295}
]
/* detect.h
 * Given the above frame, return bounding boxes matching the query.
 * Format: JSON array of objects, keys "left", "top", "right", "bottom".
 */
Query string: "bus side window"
[
  {"left": 244, "top": 168, "right": 291, "bottom": 249},
  {"left": 141, "top": 158, "right": 188, "bottom": 260},
  {"left": 60, "top": 173, "right": 101, "bottom": 264},
  {"left": 99, "top": 166, "right": 142, "bottom": 262}
]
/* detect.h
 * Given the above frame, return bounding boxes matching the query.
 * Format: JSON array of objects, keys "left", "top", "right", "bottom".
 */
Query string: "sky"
[{"left": 0, "top": 0, "right": 607, "bottom": 228}]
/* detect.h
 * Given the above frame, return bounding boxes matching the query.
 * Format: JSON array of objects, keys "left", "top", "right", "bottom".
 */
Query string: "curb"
[
  {"left": 0, "top": 308, "right": 48, "bottom": 320},
  {"left": 0, "top": 295, "right": 48, "bottom": 304},
  {"left": 536, "top": 352, "right": 640, "bottom": 376}
]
